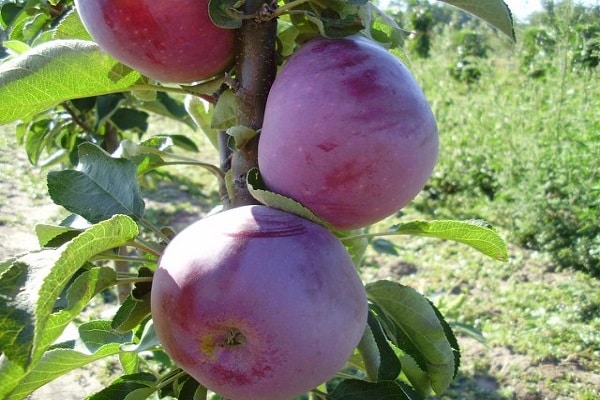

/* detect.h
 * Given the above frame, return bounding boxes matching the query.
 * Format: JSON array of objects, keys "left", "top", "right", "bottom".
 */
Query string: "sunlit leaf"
[
  {"left": 120, "top": 320, "right": 160, "bottom": 354},
  {"left": 211, "top": 89, "right": 237, "bottom": 130},
  {"left": 437, "top": 0, "right": 515, "bottom": 41},
  {"left": 7, "top": 321, "right": 133, "bottom": 399},
  {"left": 39, "top": 267, "right": 117, "bottom": 352},
  {"left": 52, "top": 8, "right": 92, "bottom": 40},
  {"left": 0, "top": 216, "right": 138, "bottom": 397},
  {"left": 185, "top": 95, "right": 218, "bottom": 150},
  {"left": 111, "top": 293, "right": 151, "bottom": 334},
  {"left": 247, "top": 168, "right": 334, "bottom": 230},
  {"left": 367, "top": 280, "right": 459, "bottom": 394},
  {"left": 385, "top": 220, "right": 508, "bottom": 261},
  {"left": 0, "top": 39, "right": 144, "bottom": 124}
]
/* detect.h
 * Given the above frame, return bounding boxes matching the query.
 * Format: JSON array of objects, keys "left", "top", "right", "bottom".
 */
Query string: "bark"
[{"left": 228, "top": 1, "right": 277, "bottom": 208}]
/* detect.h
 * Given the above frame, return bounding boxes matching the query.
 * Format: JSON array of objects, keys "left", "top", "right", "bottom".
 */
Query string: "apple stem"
[
  {"left": 125, "top": 239, "right": 163, "bottom": 258},
  {"left": 116, "top": 276, "right": 154, "bottom": 284},
  {"left": 227, "top": 0, "right": 278, "bottom": 208},
  {"left": 154, "top": 369, "right": 188, "bottom": 392},
  {"left": 90, "top": 254, "right": 157, "bottom": 265}
]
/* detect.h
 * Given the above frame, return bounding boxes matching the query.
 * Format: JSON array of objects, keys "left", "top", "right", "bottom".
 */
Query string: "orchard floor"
[{"left": 1, "top": 124, "right": 599, "bottom": 400}]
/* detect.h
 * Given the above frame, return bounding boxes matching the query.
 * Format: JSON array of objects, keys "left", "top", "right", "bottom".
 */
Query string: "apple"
[
  {"left": 258, "top": 35, "right": 439, "bottom": 230},
  {"left": 74, "top": 0, "right": 234, "bottom": 83},
  {"left": 151, "top": 205, "right": 368, "bottom": 400}
]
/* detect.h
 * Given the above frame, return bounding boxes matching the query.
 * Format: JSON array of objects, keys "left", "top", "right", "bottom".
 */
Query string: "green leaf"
[
  {"left": 52, "top": 8, "right": 92, "bottom": 40},
  {"left": 0, "top": 3, "right": 22, "bottom": 30},
  {"left": 95, "top": 93, "right": 125, "bottom": 127},
  {"left": 179, "top": 378, "right": 205, "bottom": 400},
  {"left": 0, "top": 356, "right": 25, "bottom": 398},
  {"left": 147, "top": 134, "right": 199, "bottom": 153},
  {"left": 226, "top": 125, "right": 257, "bottom": 149},
  {"left": 371, "top": 238, "right": 399, "bottom": 256},
  {"left": 35, "top": 224, "right": 82, "bottom": 248},
  {"left": 0, "top": 39, "right": 143, "bottom": 124},
  {"left": 303, "top": 12, "right": 364, "bottom": 39},
  {"left": 7, "top": 321, "right": 133, "bottom": 399},
  {"left": 208, "top": 0, "right": 244, "bottom": 29},
  {"left": 398, "top": 353, "right": 433, "bottom": 399},
  {"left": 119, "top": 351, "right": 139, "bottom": 375},
  {"left": 385, "top": 220, "right": 508, "bottom": 261},
  {"left": 0, "top": 215, "right": 138, "bottom": 367},
  {"left": 367, "top": 280, "right": 458, "bottom": 394},
  {"left": 438, "top": 0, "right": 515, "bottom": 41},
  {"left": 247, "top": 168, "right": 334, "bottom": 230},
  {"left": 2, "top": 39, "right": 30, "bottom": 54},
  {"left": 47, "top": 143, "right": 145, "bottom": 223},
  {"left": 359, "top": 3, "right": 405, "bottom": 50},
  {"left": 110, "top": 108, "right": 149, "bottom": 133},
  {"left": 0, "top": 215, "right": 138, "bottom": 373},
  {"left": 356, "top": 322, "right": 379, "bottom": 381},
  {"left": 120, "top": 320, "right": 160, "bottom": 354},
  {"left": 343, "top": 231, "right": 369, "bottom": 267},
  {"left": 357, "top": 310, "right": 402, "bottom": 383},
  {"left": 88, "top": 372, "right": 157, "bottom": 400},
  {"left": 211, "top": 89, "right": 237, "bottom": 130},
  {"left": 111, "top": 294, "right": 151, "bottom": 333},
  {"left": 9, "top": 9, "right": 50, "bottom": 43},
  {"left": 140, "top": 92, "right": 196, "bottom": 130},
  {"left": 23, "top": 118, "right": 52, "bottom": 164},
  {"left": 40, "top": 267, "right": 117, "bottom": 353},
  {"left": 368, "top": 311, "right": 402, "bottom": 381},
  {"left": 329, "top": 379, "right": 418, "bottom": 400},
  {"left": 185, "top": 95, "right": 218, "bottom": 150}
]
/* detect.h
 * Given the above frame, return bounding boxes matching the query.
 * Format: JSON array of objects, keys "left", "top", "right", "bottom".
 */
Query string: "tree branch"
[{"left": 228, "top": 0, "right": 278, "bottom": 208}]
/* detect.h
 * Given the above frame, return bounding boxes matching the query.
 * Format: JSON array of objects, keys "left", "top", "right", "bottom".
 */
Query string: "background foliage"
[{"left": 399, "top": 0, "right": 600, "bottom": 277}]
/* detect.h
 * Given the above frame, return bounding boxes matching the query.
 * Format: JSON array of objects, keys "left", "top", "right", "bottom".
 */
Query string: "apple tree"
[{"left": 0, "top": 0, "right": 514, "bottom": 399}]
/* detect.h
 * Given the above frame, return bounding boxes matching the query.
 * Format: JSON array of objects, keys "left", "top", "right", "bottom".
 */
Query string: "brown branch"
[
  {"left": 62, "top": 101, "right": 94, "bottom": 134},
  {"left": 227, "top": 0, "right": 278, "bottom": 208}
]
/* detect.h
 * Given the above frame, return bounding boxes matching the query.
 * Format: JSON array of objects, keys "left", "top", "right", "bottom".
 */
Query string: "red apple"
[
  {"left": 151, "top": 205, "right": 368, "bottom": 400},
  {"left": 74, "top": 0, "right": 234, "bottom": 83},
  {"left": 258, "top": 35, "right": 439, "bottom": 230}
]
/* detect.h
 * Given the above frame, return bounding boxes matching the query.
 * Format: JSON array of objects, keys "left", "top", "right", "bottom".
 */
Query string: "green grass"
[{"left": 407, "top": 28, "right": 600, "bottom": 276}]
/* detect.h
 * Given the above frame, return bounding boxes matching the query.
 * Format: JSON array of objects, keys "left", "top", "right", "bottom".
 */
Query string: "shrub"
[{"left": 449, "top": 29, "right": 489, "bottom": 83}]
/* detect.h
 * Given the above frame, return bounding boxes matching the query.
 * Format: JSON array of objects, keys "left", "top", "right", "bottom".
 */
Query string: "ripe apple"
[
  {"left": 151, "top": 205, "right": 368, "bottom": 400},
  {"left": 74, "top": 0, "right": 234, "bottom": 83},
  {"left": 258, "top": 35, "right": 439, "bottom": 230}
]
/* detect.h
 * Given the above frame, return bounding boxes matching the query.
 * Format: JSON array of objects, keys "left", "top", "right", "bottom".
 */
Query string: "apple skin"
[
  {"left": 151, "top": 205, "right": 368, "bottom": 400},
  {"left": 74, "top": 0, "right": 234, "bottom": 83},
  {"left": 258, "top": 35, "right": 439, "bottom": 230}
]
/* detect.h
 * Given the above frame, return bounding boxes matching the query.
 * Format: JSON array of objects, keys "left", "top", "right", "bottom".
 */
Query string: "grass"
[
  {"left": 407, "top": 24, "right": 600, "bottom": 277},
  {"left": 367, "top": 22, "right": 600, "bottom": 398}
]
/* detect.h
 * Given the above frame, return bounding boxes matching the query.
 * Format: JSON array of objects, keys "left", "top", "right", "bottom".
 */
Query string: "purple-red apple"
[
  {"left": 151, "top": 205, "right": 368, "bottom": 400},
  {"left": 75, "top": 0, "right": 234, "bottom": 83},
  {"left": 258, "top": 35, "right": 439, "bottom": 230}
]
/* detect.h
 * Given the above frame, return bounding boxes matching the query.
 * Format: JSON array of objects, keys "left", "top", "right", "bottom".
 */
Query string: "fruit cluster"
[{"left": 77, "top": 1, "right": 438, "bottom": 398}]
